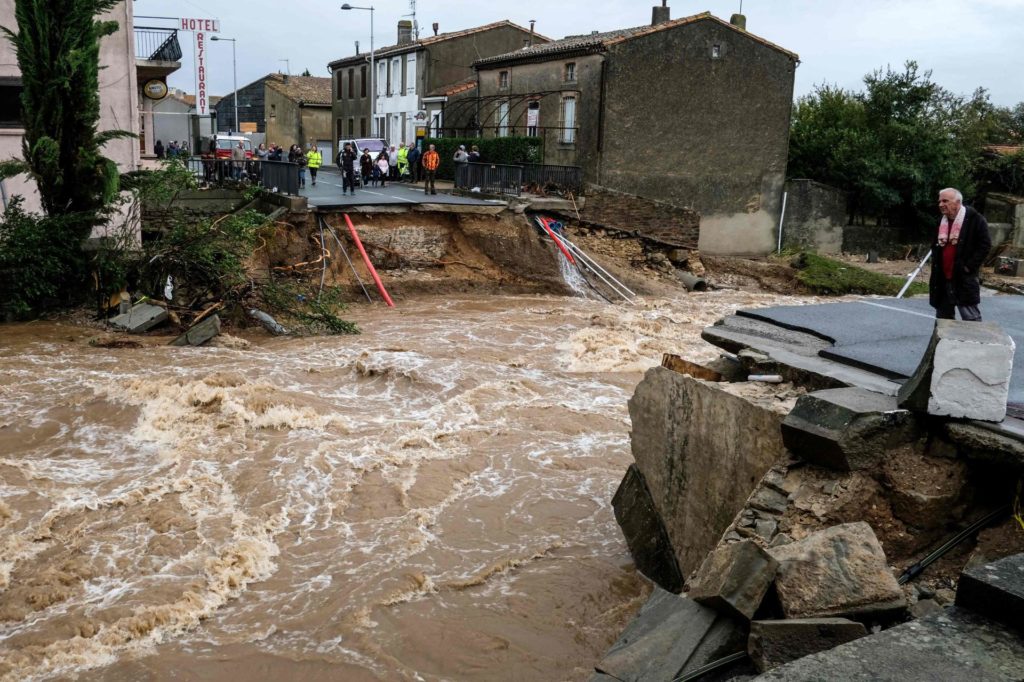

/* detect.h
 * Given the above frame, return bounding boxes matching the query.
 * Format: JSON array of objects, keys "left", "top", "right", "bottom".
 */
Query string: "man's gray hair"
[{"left": 940, "top": 187, "right": 963, "bottom": 202}]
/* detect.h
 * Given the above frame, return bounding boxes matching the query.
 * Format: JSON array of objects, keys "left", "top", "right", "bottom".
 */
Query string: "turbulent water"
[{"left": 0, "top": 292, "right": 807, "bottom": 681}]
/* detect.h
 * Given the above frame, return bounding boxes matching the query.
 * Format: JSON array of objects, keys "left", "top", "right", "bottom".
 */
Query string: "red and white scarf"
[{"left": 938, "top": 205, "right": 966, "bottom": 246}]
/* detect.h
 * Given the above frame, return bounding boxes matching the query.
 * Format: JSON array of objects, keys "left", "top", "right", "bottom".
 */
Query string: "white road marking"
[{"left": 858, "top": 300, "right": 935, "bottom": 319}]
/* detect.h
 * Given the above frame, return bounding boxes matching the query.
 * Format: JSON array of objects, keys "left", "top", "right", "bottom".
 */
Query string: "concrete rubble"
[
  {"left": 768, "top": 522, "right": 906, "bottom": 620},
  {"left": 688, "top": 539, "right": 779, "bottom": 621},
  {"left": 612, "top": 464, "right": 684, "bottom": 592},
  {"left": 598, "top": 300, "right": 1024, "bottom": 680},
  {"left": 781, "top": 387, "right": 918, "bottom": 471},
  {"left": 898, "top": 320, "right": 1016, "bottom": 423},
  {"left": 748, "top": 618, "right": 866, "bottom": 672},
  {"left": 169, "top": 314, "right": 221, "bottom": 347},
  {"left": 955, "top": 552, "right": 1024, "bottom": 631},
  {"left": 108, "top": 302, "right": 168, "bottom": 333}
]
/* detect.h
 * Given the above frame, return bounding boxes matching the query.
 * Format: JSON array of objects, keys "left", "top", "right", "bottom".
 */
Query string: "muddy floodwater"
[{"left": 0, "top": 292, "right": 808, "bottom": 681}]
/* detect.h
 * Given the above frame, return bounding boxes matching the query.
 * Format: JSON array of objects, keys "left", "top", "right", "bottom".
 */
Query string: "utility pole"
[{"left": 212, "top": 36, "right": 238, "bottom": 132}]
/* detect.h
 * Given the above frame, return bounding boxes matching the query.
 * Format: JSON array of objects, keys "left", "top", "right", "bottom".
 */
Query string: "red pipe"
[
  {"left": 344, "top": 213, "right": 395, "bottom": 307},
  {"left": 536, "top": 216, "right": 576, "bottom": 264}
]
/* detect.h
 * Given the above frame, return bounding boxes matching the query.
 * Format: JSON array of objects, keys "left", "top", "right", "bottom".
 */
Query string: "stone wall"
[
  {"left": 579, "top": 186, "right": 701, "bottom": 247},
  {"left": 628, "top": 368, "right": 788, "bottom": 577},
  {"left": 781, "top": 179, "right": 846, "bottom": 254}
]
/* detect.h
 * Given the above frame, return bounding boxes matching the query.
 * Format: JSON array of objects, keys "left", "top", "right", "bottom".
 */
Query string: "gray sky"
[{"left": 134, "top": 0, "right": 1024, "bottom": 106}]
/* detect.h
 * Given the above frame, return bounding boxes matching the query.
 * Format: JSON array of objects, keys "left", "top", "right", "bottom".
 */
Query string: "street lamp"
[
  {"left": 341, "top": 4, "right": 375, "bottom": 137},
  {"left": 211, "top": 36, "right": 238, "bottom": 133}
]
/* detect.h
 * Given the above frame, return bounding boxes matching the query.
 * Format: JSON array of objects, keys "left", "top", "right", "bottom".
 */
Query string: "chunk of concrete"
[
  {"left": 628, "top": 367, "right": 787, "bottom": 578},
  {"left": 109, "top": 303, "right": 168, "bottom": 333},
  {"left": 897, "top": 320, "right": 1015, "bottom": 423},
  {"left": 753, "top": 608, "right": 1024, "bottom": 681},
  {"left": 169, "top": 314, "right": 221, "bottom": 347},
  {"left": 955, "top": 552, "right": 1024, "bottom": 631},
  {"left": 781, "top": 388, "right": 918, "bottom": 471},
  {"left": 612, "top": 464, "right": 684, "bottom": 593},
  {"left": 882, "top": 450, "right": 968, "bottom": 529},
  {"left": 748, "top": 618, "right": 867, "bottom": 672},
  {"left": 594, "top": 587, "right": 744, "bottom": 682},
  {"left": 945, "top": 422, "right": 1024, "bottom": 471},
  {"left": 689, "top": 539, "right": 779, "bottom": 621},
  {"left": 769, "top": 522, "right": 905, "bottom": 619}
]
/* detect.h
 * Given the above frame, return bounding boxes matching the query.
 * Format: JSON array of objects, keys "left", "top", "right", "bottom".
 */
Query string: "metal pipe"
[
  {"left": 321, "top": 216, "right": 372, "bottom": 303},
  {"left": 344, "top": 213, "right": 394, "bottom": 306},
  {"left": 776, "top": 190, "right": 788, "bottom": 254},
  {"left": 555, "top": 235, "right": 635, "bottom": 305},
  {"left": 678, "top": 271, "right": 707, "bottom": 292},
  {"left": 559, "top": 234, "right": 637, "bottom": 298},
  {"left": 897, "top": 249, "right": 932, "bottom": 299}
]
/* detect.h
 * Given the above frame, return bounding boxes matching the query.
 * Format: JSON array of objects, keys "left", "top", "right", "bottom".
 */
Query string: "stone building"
[
  {"left": 213, "top": 73, "right": 332, "bottom": 152},
  {"left": 473, "top": 8, "right": 798, "bottom": 256},
  {"left": 149, "top": 89, "right": 218, "bottom": 158},
  {"left": 327, "top": 20, "right": 546, "bottom": 152}
]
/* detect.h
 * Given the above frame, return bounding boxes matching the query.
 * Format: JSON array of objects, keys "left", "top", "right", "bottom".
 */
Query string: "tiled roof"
[
  {"left": 328, "top": 20, "right": 546, "bottom": 67},
  {"left": 264, "top": 73, "right": 332, "bottom": 106},
  {"left": 425, "top": 78, "right": 477, "bottom": 98},
  {"left": 474, "top": 12, "right": 797, "bottom": 67}
]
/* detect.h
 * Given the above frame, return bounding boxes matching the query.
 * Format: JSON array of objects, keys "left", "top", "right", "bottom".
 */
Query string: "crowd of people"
[{"left": 153, "top": 140, "right": 190, "bottom": 159}]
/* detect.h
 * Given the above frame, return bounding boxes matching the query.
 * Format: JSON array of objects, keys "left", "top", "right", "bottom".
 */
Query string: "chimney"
[
  {"left": 355, "top": 40, "right": 360, "bottom": 55},
  {"left": 652, "top": 0, "right": 670, "bottom": 25},
  {"left": 730, "top": 13, "right": 747, "bottom": 30},
  {"left": 398, "top": 19, "right": 414, "bottom": 44},
  {"left": 432, "top": 22, "right": 439, "bottom": 36},
  {"left": 529, "top": 19, "right": 536, "bottom": 46}
]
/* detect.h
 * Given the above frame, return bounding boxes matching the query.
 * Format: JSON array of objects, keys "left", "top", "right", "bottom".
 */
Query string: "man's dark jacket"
[
  {"left": 338, "top": 148, "right": 357, "bottom": 171},
  {"left": 928, "top": 205, "right": 991, "bottom": 308}
]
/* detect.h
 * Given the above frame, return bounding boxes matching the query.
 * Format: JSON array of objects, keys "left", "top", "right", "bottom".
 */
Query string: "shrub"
[
  {"left": 794, "top": 252, "right": 928, "bottom": 296},
  {"left": 423, "top": 136, "right": 542, "bottom": 179}
]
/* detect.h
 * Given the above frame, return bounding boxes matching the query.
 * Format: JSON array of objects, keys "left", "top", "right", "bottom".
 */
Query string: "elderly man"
[{"left": 929, "top": 188, "right": 991, "bottom": 321}]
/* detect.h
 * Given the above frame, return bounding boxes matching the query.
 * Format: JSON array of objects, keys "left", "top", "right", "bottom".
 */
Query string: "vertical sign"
[{"left": 179, "top": 18, "right": 220, "bottom": 117}]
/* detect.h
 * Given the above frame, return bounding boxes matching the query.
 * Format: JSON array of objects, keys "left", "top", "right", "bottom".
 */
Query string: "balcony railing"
[{"left": 135, "top": 27, "right": 182, "bottom": 62}]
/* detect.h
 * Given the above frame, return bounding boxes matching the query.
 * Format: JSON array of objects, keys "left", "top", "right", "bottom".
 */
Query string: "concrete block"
[
  {"left": 748, "top": 618, "right": 867, "bottom": 672},
  {"left": 769, "top": 522, "right": 905, "bottom": 619},
  {"left": 109, "top": 303, "right": 168, "bottom": 333},
  {"left": 628, "top": 367, "right": 787, "bottom": 578},
  {"left": 898, "top": 320, "right": 1015, "bottom": 423},
  {"left": 754, "top": 608, "right": 1024, "bottom": 681},
  {"left": 955, "top": 552, "right": 1024, "bottom": 631},
  {"left": 612, "top": 464, "right": 684, "bottom": 593},
  {"left": 169, "top": 314, "right": 221, "bottom": 347},
  {"left": 781, "top": 388, "right": 918, "bottom": 471},
  {"left": 689, "top": 539, "right": 779, "bottom": 621},
  {"left": 594, "top": 587, "right": 743, "bottom": 682}
]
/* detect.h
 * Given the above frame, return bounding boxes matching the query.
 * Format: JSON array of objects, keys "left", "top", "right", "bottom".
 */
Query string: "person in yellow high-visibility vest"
[
  {"left": 305, "top": 143, "right": 323, "bottom": 186},
  {"left": 396, "top": 143, "right": 409, "bottom": 181}
]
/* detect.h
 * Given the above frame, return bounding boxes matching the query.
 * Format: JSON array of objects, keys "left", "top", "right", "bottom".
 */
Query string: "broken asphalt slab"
[
  {"left": 955, "top": 552, "right": 1024, "bottom": 631},
  {"left": 612, "top": 464, "right": 684, "bottom": 593},
  {"left": 109, "top": 303, "right": 168, "bottom": 333}
]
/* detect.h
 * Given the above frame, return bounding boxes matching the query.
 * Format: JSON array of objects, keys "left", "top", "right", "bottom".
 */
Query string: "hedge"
[{"left": 423, "top": 136, "right": 542, "bottom": 180}]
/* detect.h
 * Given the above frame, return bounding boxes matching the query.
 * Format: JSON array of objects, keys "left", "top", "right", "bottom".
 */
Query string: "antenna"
[
  {"left": 406, "top": 0, "right": 419, "bottom": 39},
  {"left": 739, "top": 0, "right": 744, "bottom": 12},
  {"left": 279, "top": 59, "right": 290, "bottom": 75}
]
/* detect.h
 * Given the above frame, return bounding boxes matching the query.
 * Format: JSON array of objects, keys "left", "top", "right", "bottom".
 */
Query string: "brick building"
[{"left": 473, "top": 7, "right": 798, "bottom": 256}]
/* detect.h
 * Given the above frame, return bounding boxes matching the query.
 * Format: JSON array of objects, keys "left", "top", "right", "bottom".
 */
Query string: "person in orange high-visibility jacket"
[{"left": 421, "top": 144, "right": 439, "bottom": 195}]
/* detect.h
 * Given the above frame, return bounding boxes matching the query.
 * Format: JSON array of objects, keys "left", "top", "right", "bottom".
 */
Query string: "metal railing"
[
  {"left": 135, "top": 27, "right": 182, "bottom": 62},
  {"left": 184, "top": 158, "right": 300, "bottom": 196},
  {"left": 520, "top": 164, "right": 583, "bottom": 194},
  {"left": 454, "top": 162, "right": 524, "bottom": 197}
]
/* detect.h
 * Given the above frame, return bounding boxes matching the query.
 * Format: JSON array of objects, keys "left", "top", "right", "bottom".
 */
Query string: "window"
[
  {"left": 378, "top": 62, "right": 386, "bottom": 97},
  {"left": 348, "top": 68, "right": 354, "bottom": 99},
  {"left": 390, "top": 57, "right": 401, "bottom": 96},
  {"left": 497, "top": 100, "right": 509, "bottom": 137},
  {"left": 348, "top": 118, "right": 355, "bottom": 136},
  {"left": 527, "top": 101, "right": 540, "bottom": 136},
  {"left": 499, "top": 70, "right": 509, "bottom": 89},
  {"left": 360, "top": 117, "right": 367, "bottom": 136},
  {"left": 565, "top": 62, "right": 576, "bottom": 82},
  {"left": 360, "top": 65, "right": 367, "bottom": 98},
  {"left": 405, "top": 54, "right": 417, "bottom": 95},
  {"left": 711, "top": 44, "right": 722, "bottom": 59},
  {"left": 559, "top": 95, "right": 576, "bottom": 144},
  {"left": 335, "top": 70, "right": 343, "bottom": 100},
  {"left": 270, "top": 104, "right": 277, "bottom": 120},
  {"left": 336, "top": 118, "right": 344, "bottom": 139}
]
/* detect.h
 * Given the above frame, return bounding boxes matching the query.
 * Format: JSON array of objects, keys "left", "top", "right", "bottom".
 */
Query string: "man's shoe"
[{"left": 431, "top": 191, "right": 437, "bottom": 195}]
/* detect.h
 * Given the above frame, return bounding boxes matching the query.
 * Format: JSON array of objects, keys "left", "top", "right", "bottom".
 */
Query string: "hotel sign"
[{"left": 179, "top": 18, "right": 220, "bottom": 117}]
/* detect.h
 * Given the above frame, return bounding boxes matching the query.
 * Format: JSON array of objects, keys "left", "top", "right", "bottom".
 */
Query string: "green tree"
[
  {"left": 789, "top": 62, "right": 1008, "bottom": 235},
  {"left": 301, "top": 68, "right": 312, "bottom": 77},
  {"left": 0, "top": 0, "right": 131, "bottom": 314}
]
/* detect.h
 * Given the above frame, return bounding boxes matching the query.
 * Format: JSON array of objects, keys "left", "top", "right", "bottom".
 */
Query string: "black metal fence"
[
  {"left": 184, "top": 158, "right": 300, "bottom": 196},
  {"left": 454, "top": 162, "right": 524, "bottom": 197},
  {"left": 135, "top": 27, "right": 182, "bottom": 62},
  {"left": 520, "top": 164, "right": 583, "bottom": 195}
]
